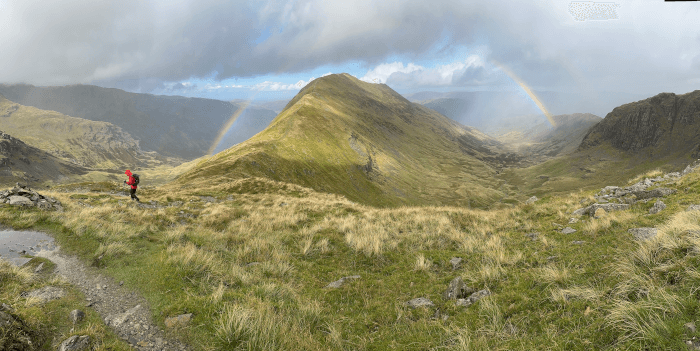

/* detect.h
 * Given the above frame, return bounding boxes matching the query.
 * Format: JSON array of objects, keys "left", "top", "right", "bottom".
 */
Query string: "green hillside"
[{"left": 178, "top": 74, "right": 519, "bottom": 208}]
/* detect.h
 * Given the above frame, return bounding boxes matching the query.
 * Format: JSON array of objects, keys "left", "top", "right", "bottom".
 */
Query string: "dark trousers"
[{"left": 130, "top": 188, "right": 139, "bottom": 201}]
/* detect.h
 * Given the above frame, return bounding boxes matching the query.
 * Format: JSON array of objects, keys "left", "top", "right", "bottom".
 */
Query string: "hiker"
[{"left": 124, "top": 169, "right": 140, "bottom": 202}]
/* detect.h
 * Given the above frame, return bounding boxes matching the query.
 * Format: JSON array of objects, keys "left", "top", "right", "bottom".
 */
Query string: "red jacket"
[{"left": 125, "top": 170, "right": 137, "bottom": 189}]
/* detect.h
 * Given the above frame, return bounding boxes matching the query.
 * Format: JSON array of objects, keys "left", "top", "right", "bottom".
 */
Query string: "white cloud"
[
  {"left": 361, "top": 55, "right": 495, "bottom": 88},
  {"left": 360, "top": 62, "right": 424, "bottom": 84}
]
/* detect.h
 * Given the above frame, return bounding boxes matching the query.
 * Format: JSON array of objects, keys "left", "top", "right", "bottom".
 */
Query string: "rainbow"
[
  {"left": 491, "top": 60, "right": 556, "bottom": 127},
  {"left": 207, "top": 99, "right": 252, "bottom": 156}
]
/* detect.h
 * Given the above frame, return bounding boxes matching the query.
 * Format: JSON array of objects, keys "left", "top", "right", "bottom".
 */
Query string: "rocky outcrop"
[
  {"left": 579, "top": 90, "right": 700, "bottom": 158},
  {"left": 0, "top": 183, "right": 62, "bottom": 210}
]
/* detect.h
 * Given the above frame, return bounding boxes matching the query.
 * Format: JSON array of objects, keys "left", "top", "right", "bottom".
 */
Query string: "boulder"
[
  {"left": 58, "top": 335, "right": 90, "bottom": 351},
  {"left": 406, "top": 297, "right": 435, "bottom": 308},
  {"left": 629, "top": 228, "right": 658, "bottom": 241},
  {"left": 649, "top": 200, "right": 666, "bottom": 214},
  {"left": 165, "top": 313, "right": 193, "bottom": 328},
  {"left": 26, "top": 286, "right": 65, "bottom": 303},
  {"left": 443, "top": 277, "right": 475, "bottom": 300},
  {"left": 8, "top": 195, "right": 33, "bottom": 206},
  {"left": 632, "top": 187, "right": 676, "bottom": 200}
]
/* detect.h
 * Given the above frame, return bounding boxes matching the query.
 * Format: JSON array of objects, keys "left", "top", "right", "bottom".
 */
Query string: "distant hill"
[
  {"left": 178, "top": 73, "right": 520, "bottom": 208},
  {"left": 0, "top": 84, "right": 241, "bottom": 160},
  {"left": 580, "top": 90, "right": 700, "bottom": 162},
  {"left": 0, "top": 94, "right": 157, "bottom": 170},
  {"left": 411, "top": 90, "right": 649, "bottom": 136},
  {"left": 0, "top": 129, "right": 87, "bottom": 186}
]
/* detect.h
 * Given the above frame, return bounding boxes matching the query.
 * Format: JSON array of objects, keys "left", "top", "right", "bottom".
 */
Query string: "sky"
[{"left": 1, "top": 0, "right": 699, "bottom": 115}]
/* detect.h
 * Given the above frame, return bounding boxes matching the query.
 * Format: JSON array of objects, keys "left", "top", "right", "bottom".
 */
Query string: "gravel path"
[{"left": 36, "top": 247, "right": 190, "bottom": 351}]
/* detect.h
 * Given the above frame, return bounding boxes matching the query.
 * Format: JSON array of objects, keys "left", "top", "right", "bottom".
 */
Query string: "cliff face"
[{"left": 579, "top": 90, "right": 700, "bottom": 157}]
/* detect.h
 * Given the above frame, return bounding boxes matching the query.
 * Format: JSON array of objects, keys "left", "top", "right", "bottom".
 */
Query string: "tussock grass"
[{"left": 5, "top": 167, "right": 700, "bottom": 349}]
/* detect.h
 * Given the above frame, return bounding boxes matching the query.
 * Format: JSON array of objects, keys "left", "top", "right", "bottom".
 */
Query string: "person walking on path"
[{"left": 124, "top": 169, "right": 140, "bottom": 202}]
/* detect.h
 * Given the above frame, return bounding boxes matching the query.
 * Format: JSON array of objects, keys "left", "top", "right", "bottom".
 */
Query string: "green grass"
[{"left": 0, "top": 167, "right": 698, "bottom": 349}]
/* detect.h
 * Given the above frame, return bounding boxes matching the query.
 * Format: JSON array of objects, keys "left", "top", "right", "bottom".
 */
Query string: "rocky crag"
[
  {"left": 0, "top": 183, "right": 63, "bottom": 210},
  {"left": 579, "top": 90, "right": 700, "bottom": 159}
]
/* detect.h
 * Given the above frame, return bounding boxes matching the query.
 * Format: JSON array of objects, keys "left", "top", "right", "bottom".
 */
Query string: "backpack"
[{"left": 132, "top": 174, "right": 140, "bottom": 186}]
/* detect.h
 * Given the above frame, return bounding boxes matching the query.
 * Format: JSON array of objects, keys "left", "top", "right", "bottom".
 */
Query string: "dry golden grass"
[
  {"left": 581, "top": 210, "right": 635, "bottom": 236},
  {"left": 535, "top": 264, "right": 572, "bottom": 285},
  {"left": 413, "top": 254, "right": 433, "bottom": 272}
]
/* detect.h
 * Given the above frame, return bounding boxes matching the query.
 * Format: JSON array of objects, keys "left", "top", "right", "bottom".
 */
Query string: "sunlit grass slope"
[
  {"left": 5, "top": 164, "right": 700, "bottom": 349},
  {"left": 179, "top": 73, "right": 514, "bottom": 208}
]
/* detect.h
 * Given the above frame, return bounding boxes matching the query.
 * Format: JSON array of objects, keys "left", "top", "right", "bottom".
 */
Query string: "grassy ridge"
[
  {"left": 2, "top": 165, "right": 700, "bottom": 349},
  {"left": 179, "top": 74, "right": 510, "bottom": 208}
]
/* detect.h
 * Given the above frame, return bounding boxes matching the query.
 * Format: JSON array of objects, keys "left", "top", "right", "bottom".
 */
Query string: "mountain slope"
[
  {"left": 0, "top": 129, "right": 87, "bottom": 185},
  {"left": 0, "top": 84, "right": 239, "bottom": 159},
  {"left": 178, "top": 73, "right": 519, "bottom": 207},
  {"left": 0, "top": 94, "right": 153, "bottom": 170},
  {"left": 580, "top": 90, "right": 700, "bottom": 160}
]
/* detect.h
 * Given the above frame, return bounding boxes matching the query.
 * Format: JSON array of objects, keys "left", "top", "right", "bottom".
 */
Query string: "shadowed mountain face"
[
  {"left": 0, "top": 94, "right": 152, "bottom": 170},
  {"left": 0, "top": 84, "right": 241, "bottom": 160},
  {"left": 0, "top": 129, "right": 88, "bottom": 185},
  {"left": 181, "top": 73, "right": 520, "bottom": 208},
  {"left": 580, "top": 90, "right": 700, "bottom": 159}
]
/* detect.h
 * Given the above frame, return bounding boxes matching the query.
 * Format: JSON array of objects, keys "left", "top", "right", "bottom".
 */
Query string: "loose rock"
[
  {"left": 686, "top": 322, "right": 697, "bottom": 334},
  {"left": 58, "top": 335, "right": 90, "bottom": 351},
  {"left": 164, "top": 313, "right": 193, "bottom": 328},
  {"left": 443, "top": 277, "right": 475, "bottom": 300},
  {"left": 325, "top": 275, "right": 361, "bottom": 288},
  {"left": 561, "top": 227, "right": 577, "bottom": 234},
  {"left": 406, "top": 297, "right": 435, "bottom": 308},
  {"left": 649, "top": 200, "right": 666, "bottom": 214},
  {"left": 525, "top": 196, "right": 538, "bottom": 204},
  {"left": 687, "top": 205, "right": 700, "bottom": 212},
  {"left": 456, "top": 289, "right": 491, "bottom": 307},
  {"left": 449, "top": 257, "right": 462, "bottom": 270},
  {"left": 629, "top": 228, "right": 658, "bottom": 241}
]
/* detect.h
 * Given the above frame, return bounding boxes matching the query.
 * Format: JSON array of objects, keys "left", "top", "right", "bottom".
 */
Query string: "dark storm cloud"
[{"left": 0, "top": 0, "right": 698, "bottom": 96}]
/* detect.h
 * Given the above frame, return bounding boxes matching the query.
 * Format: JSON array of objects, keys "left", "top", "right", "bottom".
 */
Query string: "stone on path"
[
  {"left": 105, "top": 304, "right": 141, "bottom": 328},
  {"left": 629, "top": 228, "right": 658, "bottom": 241},
  {"left": 406, "top": 297, "right": 435, "bottom": 308}
]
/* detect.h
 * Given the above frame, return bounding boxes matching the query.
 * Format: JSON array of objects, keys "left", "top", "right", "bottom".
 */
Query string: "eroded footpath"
[{"left": 36, "top": 247, "right": 190, "bottom": 351}]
